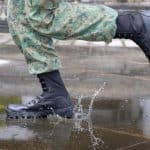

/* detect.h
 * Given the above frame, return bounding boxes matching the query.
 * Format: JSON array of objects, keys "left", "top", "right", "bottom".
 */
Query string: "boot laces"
[
  {"left": 27, "top": 96, "right": 41, "bottom": 106},
  {"left": 27, "top": 79, "right": 48, "bottom": 106}
]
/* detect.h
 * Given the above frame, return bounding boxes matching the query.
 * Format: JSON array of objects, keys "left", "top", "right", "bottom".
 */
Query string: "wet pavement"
[
  {"left": 0, "top": 34, "right": 150, "bottom": 149},
  {"left": 1, "top": 98, "right": 150, "bottom": 150}
]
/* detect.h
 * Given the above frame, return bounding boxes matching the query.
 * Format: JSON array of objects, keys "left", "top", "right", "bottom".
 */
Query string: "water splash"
[
  {"left": 88, "top": 118, "right": 104, "bottom": 150},
  {"left": 74, "top": 95, "right": 87, "bottom": 132},
  {"left": 74, "top": 82, "right": 106, "bottom": 150},
  {"left": 75, "top": 95, "right": 84, "bottom": 115},
  {"left": 88, "top": 82, "right": 106, "bottom": 116},
  {"left": 4, "top": 82, "right": 106, "bottom": 149}
]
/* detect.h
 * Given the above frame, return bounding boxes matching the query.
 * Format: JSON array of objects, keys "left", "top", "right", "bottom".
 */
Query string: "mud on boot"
[{"left": 6, "top": 71, "right": 74, "bottom": 119}]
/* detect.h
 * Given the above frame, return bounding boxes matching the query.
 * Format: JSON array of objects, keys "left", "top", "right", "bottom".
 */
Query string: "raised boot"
[
  {"left": 6, "top": 71, "right": 74, "bottom": 119},
  {"left": 114, "top": 11, "right": 150, "bottom": 62}
]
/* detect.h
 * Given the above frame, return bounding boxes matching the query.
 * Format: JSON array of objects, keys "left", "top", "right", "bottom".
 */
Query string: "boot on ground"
[{"left": 6, "top": 71, "right": 74, "bottom": 119}]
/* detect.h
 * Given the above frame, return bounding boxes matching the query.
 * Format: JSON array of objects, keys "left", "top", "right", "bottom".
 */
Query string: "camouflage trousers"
[{"left": 7, "top": 0, "right": 118, "bottom": 74}]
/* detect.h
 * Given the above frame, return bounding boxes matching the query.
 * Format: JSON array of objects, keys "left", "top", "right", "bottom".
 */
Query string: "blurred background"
[
  {"left": 0, "top": 0, "right": 149, "bottom": 99},
  {"left": 0, "top": 0, "right": 149, "bottom": 32}
]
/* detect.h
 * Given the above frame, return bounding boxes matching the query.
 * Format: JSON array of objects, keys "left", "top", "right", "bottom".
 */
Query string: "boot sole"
[
  {"left": 6, "top": 106, "right": 74, "bottom": 120},
  {"left": 6, "top": 108, "right": 53, "bottom": 120}
]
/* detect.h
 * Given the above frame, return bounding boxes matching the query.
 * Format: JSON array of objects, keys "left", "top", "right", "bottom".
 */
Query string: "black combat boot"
[
  {"left": 114, "top": 11, "right": 150, "bottom": 62},
  {"left": 6, "top": 71, "right": 74, "bottom": 119}
]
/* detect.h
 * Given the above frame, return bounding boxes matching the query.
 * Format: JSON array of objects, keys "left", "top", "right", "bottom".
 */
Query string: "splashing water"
[
  {"left": 74, "top": 95, "right": 86, "bottom": 132},
  {"left": 88, "top": 82, "right": 106, "bottom": 117},
  {"left": 74, "top": 82, "right": 106, "bottom": 150},
  {"left": 76, "top": 95, "right": 84, "bottom": 115},
  {"left": 88, "top": 118, "right": 104, "bottom": 150},
  {"left": 74, "top": 82, "right": 106, "bottom": 119}
]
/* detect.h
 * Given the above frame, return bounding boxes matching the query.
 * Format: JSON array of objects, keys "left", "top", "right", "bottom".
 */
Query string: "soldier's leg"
[
  {"left": 26, "top": 1, "right": 150, "bottom": 62},
  {"left": 26, "top": 1, "right": 118, "bottom": 43},
  {"left": 7, "top": 0, "right": 62, "bottom": 75},
  {"left": 7, "top": 0, "right": 73, "bottom": 119},
  {"left": 7, "top": 1, "right": 150, "bottom": 119},
  {"left": 7, "top": 1, "right": 119, "bottom": 119}
]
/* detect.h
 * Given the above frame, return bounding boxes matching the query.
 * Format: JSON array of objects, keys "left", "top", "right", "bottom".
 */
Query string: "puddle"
[{"left": 0, "top": 92, "right": 150, "bottom": 149}]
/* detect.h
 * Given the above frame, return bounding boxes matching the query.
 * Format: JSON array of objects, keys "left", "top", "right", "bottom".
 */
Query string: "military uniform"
[
  {"left": 7, "top": 0, "right": 118, "bottom": 74},
  {"left": 7, "top": 1, "right": 150, "bottom": 119}
]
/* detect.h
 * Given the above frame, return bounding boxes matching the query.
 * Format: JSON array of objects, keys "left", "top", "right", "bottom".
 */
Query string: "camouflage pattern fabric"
[{"left": 7, "top": 0, "right": 118, "bottom": 74}]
